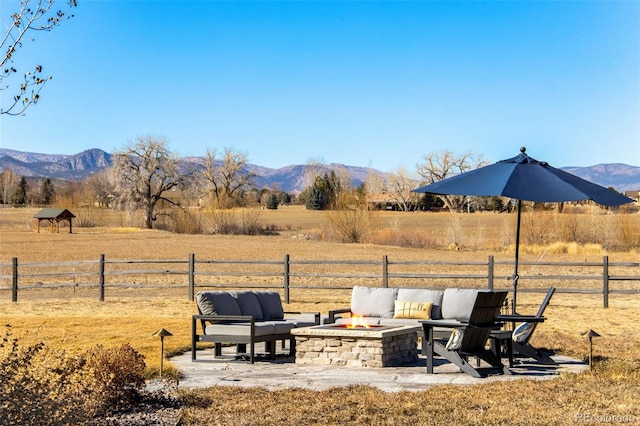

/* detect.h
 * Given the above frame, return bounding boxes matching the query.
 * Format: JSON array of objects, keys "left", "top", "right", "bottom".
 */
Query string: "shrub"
[
  {"left": 0, "top": 326, "right": 90, "bottom": 425},
  {"left": 0, "top": 326, "right": 147, "bottom": 424},
  {"left": 173, "top": 209, "right": 203, "bottom": 234},
  {"left": 325, "top": 209, "right": 375, "bottom": 243},
  {"left": 83, "top": 343, "right": 147, "bottom": 415},
  {"left": 370, "top": 229, "right": 439, "bottom": 249},
  {"left": 209, "top": 208, "right": 266, "bottom": 235},
  {"left": 74, "top": 207, "right": 105, "bottom": 228}
]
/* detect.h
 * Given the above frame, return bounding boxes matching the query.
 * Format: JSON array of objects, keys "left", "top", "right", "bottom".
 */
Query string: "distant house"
[
  {"left": 33, "top": 208, "right": 76, "bottom": 233},
  {"left": 366, "top": 193, "right": 399, "bottom": 211},
  {"left": 624, "top": 190, "right": 640, "bottom": 202}
]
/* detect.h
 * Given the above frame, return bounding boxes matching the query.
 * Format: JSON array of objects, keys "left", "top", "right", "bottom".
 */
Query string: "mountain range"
[
  {"left": 1, "top": 147, "right": 639, "bottom": 194},
  {"left": 0, "top": 148, "right": 382, "bottom": 194}
]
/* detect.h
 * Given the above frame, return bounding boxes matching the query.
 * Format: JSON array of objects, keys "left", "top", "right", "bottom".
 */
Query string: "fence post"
[
  {"left": 189, "top": 253, "right": 195, "bottom": 301},
  {"left": 382, "top": 255, "right": 389, "bottom": 288},
  {"left": 487, "top": 255, "right": 494, "bottom": 290},
  {"left": 99, "top": 254, "right": 105, "bottom": 302},
  {"left": 603, "top": 255, "right": 609, "bottom": 309},
  {"left": 284, "top": 254, "right": 290, "bottom": 304},
  {"left": 12, "top": 257, "right": 18, "bottom": 302}
]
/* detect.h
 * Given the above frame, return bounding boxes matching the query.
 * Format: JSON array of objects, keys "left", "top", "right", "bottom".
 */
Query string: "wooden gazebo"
[{"left": 34, "top": 208, "right": 76, "bottom": 233}]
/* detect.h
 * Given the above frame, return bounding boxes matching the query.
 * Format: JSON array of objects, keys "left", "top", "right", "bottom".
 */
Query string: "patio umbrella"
[{"left": 413, "top": 147, "right": 634, "bottom": 313}]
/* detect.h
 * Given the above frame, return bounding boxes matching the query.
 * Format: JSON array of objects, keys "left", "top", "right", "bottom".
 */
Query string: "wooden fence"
[{"left": 1, "top": 254, "right": 639, "bottom": 308}]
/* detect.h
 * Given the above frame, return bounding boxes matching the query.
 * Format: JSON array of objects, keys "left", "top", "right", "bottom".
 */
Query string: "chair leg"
[
  {"left": 489, "top": 336, "right": 513, "bottom": 368},
  {"left": 513, "top": 342, "right": 556, "bottom": 365},
  {"left": 191, "top": 318, "right": 198, "bottom": 361},
  {"left": 437, "top": 348, "right": 482, "bottom": 378},
  {"left": 476, "top": 350, "right": 511, "bottom": 375},
  {"left": 505, "top": 338, "right": 514, "bottom": 368},
  {"left": 424, "top": 328, "right": 434, "bottom": 374},
  {"left": 267, "top": 341, "right": 276, "bottom": 360},
  {"left": 289, "top": 337, "right": 296, "bottom": 357}
]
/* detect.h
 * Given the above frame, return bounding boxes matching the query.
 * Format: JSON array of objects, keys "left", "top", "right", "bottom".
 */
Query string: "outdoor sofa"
[
  {"left": 328, "top": 285, "right": 507, "bottom": 352},
  {"left": 328, "top": 285, "right": 496, "bottom": 331},
  {"left": 192, "top": 290, "right": 320, "bottom": 363}
]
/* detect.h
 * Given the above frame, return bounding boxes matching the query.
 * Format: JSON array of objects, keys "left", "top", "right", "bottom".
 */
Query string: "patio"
[{"left": 173, "top": 346, "right": 588, "bottom": 392}]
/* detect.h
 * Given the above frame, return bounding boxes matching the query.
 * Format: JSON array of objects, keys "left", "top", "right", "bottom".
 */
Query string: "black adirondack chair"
[
  {"left": 509, "top": 287, "right": 556, "bottom": 365},
  {"left": 421, "top": 291, "right": 509, "bottom": 378}
]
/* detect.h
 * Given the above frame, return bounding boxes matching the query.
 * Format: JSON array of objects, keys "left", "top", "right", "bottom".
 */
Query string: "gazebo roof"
[{"left": 33, "top": 208, "right": 76, "bottom": 219}]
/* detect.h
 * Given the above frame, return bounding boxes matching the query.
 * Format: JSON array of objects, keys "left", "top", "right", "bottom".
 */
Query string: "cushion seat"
[
  {"left": 205, "top": 322, "right": 276, "bottom": 337},
  {"left": 263, "top": 320, "right": 296, "bottom": 334}
]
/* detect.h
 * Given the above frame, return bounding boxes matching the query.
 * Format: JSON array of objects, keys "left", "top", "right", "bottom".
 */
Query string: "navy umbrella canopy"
[{"left": 413, "top": 147, "right": 634, "bottom": 313}]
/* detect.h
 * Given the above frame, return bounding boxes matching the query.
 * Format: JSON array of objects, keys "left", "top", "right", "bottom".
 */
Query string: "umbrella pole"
[{"left": 512, "top": 199, "right": 522, "bottom": 314}]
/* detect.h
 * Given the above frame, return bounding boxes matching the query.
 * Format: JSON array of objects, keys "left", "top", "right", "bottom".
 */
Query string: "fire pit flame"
[{"left": 346, "top": 315, "right": 371, "bottom": 329}]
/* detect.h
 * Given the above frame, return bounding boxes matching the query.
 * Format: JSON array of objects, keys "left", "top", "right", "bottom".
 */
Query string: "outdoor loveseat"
[{"left": 192, "top": 290, "right": 320, "bottom": 363}]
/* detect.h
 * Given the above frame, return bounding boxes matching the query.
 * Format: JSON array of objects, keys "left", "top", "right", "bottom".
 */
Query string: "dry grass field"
[{"left": 1, "top": 206, "right": 639, "bottom": 424}]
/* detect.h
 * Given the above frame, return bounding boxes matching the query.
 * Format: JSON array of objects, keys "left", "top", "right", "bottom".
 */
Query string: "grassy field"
[{"left": 1, "top": 206, "right": 640, "bottom": 424}]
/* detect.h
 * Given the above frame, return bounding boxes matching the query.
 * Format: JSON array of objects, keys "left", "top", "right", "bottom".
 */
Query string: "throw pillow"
[
  {"left": 512, "top": 322, "right": 536, "bottom": 343},
  {"left": 393, "top": 300, "right": 433, "bottom": 319},
  {"left": 445, "top": 328, "right": 465, "bottom": 351}
]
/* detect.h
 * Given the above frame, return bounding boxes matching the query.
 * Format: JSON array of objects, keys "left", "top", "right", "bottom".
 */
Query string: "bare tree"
[
  {"left": 1, "top": 0, "right": 76, "bottom": 115},
  {"left": 296, "top": 157, "right": 320, "bottom": 191},
  {"left": 331, "top": 166, "right": 355, "bottom": 209},
  {"left": 200, "top": 148, "right": 255, "bottom": 209},
  {"left": 1, "top": 168, "right": 20, "bottom": 204},
  {"left": 416, "top": 150, "right": 486, "bottom": 212},
  {"left": 387, "top": 166, "right": 418, "bottom": 212},
  {"left": 111, "top": 135, "right": 196, "bottom": 229},
  {"left": 84, "top": 170, "right": 113, "bottom": 208},
  {"left": 364, "top": 170, "right": 386, "bottom": 196}
]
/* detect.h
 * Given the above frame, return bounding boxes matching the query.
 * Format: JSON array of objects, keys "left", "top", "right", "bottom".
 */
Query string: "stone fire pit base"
[{"left": 291, "top": 325, "right": 419, "bottom": 367}]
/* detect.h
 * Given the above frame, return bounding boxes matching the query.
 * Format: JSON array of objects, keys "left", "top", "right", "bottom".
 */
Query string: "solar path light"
[
  {"left": 581, "top": 329, "right": 601, "bottom": 370},
  {"left": 152, "top": 328, "right": 173, "bottom": 377}
]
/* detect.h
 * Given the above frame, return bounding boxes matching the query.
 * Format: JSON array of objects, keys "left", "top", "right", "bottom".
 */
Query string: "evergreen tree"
[
  {"left": 416, "top": 192, "right": 444, "bottom": 211},
  {"left": 305, "top": 185, "right": 328, "bottom": 210},
  {"left": 266, "top": 193, "right": 278, "bottom": 210},
  {"left": 303, "top": 172, "right": 344, "bottom": 210},
  {"left": 11, "top": 177, "right": 27, "bottom": 206},
  {"left": 40, "top": 178, "right": 55, "bottom": 204}
]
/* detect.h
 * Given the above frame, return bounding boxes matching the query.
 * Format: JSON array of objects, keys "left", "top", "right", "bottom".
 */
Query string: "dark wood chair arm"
[
  {"left": 192, "top": 314, "right": 255, "bottom": 322},
  {"left": 192, "top": 314, "right": 256, "bottom": 335},
  {"left": 327, "top": 308, "right": 351, "bottom": 324},
  {"left": 497, "top": 315, "right": 545, "bottom": 323},
  {"left": 420, "top": 320, "right": 469, "bottom": 329}
]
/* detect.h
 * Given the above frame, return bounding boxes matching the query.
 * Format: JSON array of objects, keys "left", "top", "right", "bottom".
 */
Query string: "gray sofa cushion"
[
  {"left": 397, "top": 288, "right": 444, "bottom": 319},
  {"left": 196, "top": 291, "right": 242, "bottom": 316},
  {"left": 233, "top": 291, "right": 264, "bottom": 320},
  {"left": 441, "top": 288, "right": 480, "bottom": 321},
  {"left": 254, "top": 291, "right": 285, "bottom": 320},
  {"left": 284, "top": 313, "right": 320, "bottom": 327},
  {"left": 264, "top": 320, "right": 296, "bottom": 334},
  {"left": 351, "top": 286, "right": 398, "bottom": 318}
]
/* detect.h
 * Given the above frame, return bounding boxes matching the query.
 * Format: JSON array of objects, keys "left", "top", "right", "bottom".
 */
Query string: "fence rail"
[{"left": 1, "top": 254, "right": 638, "bottom": 308}]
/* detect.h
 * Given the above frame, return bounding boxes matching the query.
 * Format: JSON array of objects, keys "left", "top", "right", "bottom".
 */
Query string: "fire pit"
[{"left": 290, "top": 323, "right": 419, "bottom": 367}]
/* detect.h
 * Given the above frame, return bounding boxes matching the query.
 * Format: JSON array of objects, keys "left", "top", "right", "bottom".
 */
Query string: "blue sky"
[{"left": 1, "top": 0, "right": 639, "bottom": 171}]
